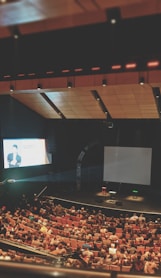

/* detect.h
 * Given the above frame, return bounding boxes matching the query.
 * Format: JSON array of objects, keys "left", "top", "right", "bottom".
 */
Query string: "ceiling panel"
[
  {"left": 97, "top": 84, "right": 159, "bottom": 119},
  {"left": 45, "top": 89, "right": 106, "bottom": 119},
  {"left": 11, "top": 92, "right": 61, "bottom": 119},
  {"left": 9, "top": 82, "right": 160, "bottom": 120},
  {"left": 0, "top": 0, "right": 159, "bottom": 34}
]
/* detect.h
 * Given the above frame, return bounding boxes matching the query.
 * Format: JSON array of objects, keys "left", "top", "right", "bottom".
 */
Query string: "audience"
[{"left": 0, "top": 194, "right": 161, "bottom": 275}]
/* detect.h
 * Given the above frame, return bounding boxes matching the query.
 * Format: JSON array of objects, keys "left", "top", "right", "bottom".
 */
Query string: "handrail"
[{"left": 0, "top": 261, "right": 159, "bottom": 278}]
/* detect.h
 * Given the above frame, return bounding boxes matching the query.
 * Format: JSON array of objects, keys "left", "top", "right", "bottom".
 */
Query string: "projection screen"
[{"left": 103, "top": 146, "right": 152, "bottom": 185}]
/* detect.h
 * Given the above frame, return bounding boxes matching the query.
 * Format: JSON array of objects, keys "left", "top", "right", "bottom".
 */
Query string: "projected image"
[
  {"left": 7, "top": 144, "right": 21, "bottom": 168},
  {"left": 3, "top": 138, "right": 51, "bottom": 169}
]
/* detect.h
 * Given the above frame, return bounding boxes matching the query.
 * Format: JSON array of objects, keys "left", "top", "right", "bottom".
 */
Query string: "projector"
[{"left": 7, "top": 179, "right": 16, "bottom": 183}]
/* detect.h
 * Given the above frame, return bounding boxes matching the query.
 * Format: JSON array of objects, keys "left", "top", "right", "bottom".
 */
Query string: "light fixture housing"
[
  {"left": 9, "top": 25, "right": 21, "bottom": 39},
  {"left": 139, "top": 77, "right": 145, "bottom": 85},
  {"left": 37, "top": 83, "right": 42, "bottom": 90},
  {"left": 10, "top": 85, "right": 14, "bottom": 92},
  {"left": 67, "top": 81, "right": 72, "bottom": 88},
  {"left": 106, "top": 7, "right": 121, "bottom": 24},
  {"left": 102, "top": 79, "right": 107, "bottom": 87}
]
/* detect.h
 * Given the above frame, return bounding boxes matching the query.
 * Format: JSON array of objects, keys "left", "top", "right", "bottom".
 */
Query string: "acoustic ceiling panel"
[
  {"left": 97, "top": 84, "right": 159, "bottom": 119},
  {"left": 11, "top": 92, "right": 61, "bottom": 119},
  {"left": 45, "top": 89, "right": 107, "bottom": 119}
]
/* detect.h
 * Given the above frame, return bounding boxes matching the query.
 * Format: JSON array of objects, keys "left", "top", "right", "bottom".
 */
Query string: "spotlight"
[
  {"left": 102, "top": 79, "right": 107, "bottom": 87},
  {"left": 37, "top": 83, "right": 42, "bottom": 90},
  {"left": 9, "top": 25, "right": 21, "bottom": 39},
  {"left": 153, "top": 87, "right": 160, "bottom": 98},
  {"left": 67, "top": 81, "right": 72, "bottom": 88},
  {"left": 155, "top": 91, "right": 160, "bottom": 98},
  {"left": 152, "top": 87, "right": 161, "bottom": 120},
  {"left": 139, "top": 77, "right": 145, "bottom": 85},
  {"left": 14, "top": 33, "right": 18, "bottom": 39},
  {"left": 10, "top": 85, "right": 14, "bottom": 92},
  {"left": 106, "top": 7, "right": 121, "bottom": 24}
]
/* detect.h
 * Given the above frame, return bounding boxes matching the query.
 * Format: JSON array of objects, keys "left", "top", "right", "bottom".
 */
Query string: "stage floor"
[{"left": 53, "top": 188, "right": 161, "bottom": 216}]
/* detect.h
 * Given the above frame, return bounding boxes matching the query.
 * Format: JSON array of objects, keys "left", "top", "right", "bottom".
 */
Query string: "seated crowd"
[{"left": 0, "top": 195, "right": 161, "bottom": 274}]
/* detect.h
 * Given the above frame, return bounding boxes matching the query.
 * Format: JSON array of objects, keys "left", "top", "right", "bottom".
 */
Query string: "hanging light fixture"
[
  {"left": 139, "top": 77, "right": 145, "bottom": 85},
  {"left": 37, "top": 83, "right": 42, "bottom": 90},
  {"left": 102, "top": 79, "right": 107, "bottom": 87},
  {"left": 10, "top": 85, "right": 14, "bottom": 92},
  {"left": 67, "top": 81, "right": 72, "bottom": 88}
]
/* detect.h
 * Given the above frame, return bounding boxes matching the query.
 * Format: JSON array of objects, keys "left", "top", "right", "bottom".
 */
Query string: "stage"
[{"left": 52, "top": 186, "right": 161, "bottom": 216}]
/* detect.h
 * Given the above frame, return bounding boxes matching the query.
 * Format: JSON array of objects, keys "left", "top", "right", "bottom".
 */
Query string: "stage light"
[
  {"left": 10, "top": 85, "right": 14, "bottom": 92},
  {"left": 37, "top": 83, "right": 42, "bottom": 90},
  {"left": 102, "top": 79, "right": 107, "bottom": 87},
  {"left": 106, "top": 7, "right": 121, "bottom": 25},
  {"left": 139, "top": 77, "right": 145, "bottom": 85},
  {"left": 67, "top": 81, "right": 72, "bottom": 88},
  {"left": 153, "top": 87, "right": 160, "bottom": 99},
  {"left": 9, "top": 25, "right": 21, "bottom": 39}
]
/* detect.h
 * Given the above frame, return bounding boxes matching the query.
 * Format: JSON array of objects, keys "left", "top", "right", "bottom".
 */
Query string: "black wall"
[
  {"left": 46, "top": 118, "right": 161, "bottom": 195},
  {"left": 1, "top": 14, "right": 161, "bottom": 78},
  {"left": 0, "top": 95, "right": 48, "bottom": 179},
  {"left": 0, "top": 95, "right": 161, "bottom": 202}
]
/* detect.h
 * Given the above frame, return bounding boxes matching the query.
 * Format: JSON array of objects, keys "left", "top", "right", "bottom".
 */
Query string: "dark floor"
[{"left": 53, "top": 187, "right": 161, "bottom": 216}]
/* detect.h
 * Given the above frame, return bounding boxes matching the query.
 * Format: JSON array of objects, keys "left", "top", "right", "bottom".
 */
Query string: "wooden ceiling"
[
  {"left": 0, "top": 0, "right": 160, "bottom": 34},
  {"left": 1, "top": 0, "right": 161, "bottom": 120},
  {"left": 11, "top": 84, "right": 159, "bottom": 120}
]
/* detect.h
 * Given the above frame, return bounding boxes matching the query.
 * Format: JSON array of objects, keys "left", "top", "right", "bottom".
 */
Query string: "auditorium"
[{"left": 0, "top": 1, "right": 161, "bottom": 278}]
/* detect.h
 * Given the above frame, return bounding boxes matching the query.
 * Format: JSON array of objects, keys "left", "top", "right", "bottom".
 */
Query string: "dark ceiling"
[
  {"left": 1, "top": 14, "right": 161, "bottom": 77},
  {"left": 1, "top": 0, "right": 161, "bottom": 120}
]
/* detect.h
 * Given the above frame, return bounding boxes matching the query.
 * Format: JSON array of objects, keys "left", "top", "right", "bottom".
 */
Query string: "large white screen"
[
  {"left": 3, "top": 138, "right": 51, "bottom": 169},
  {"left": 103, "top": 146, "right": 152, "bottom": 185}
]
